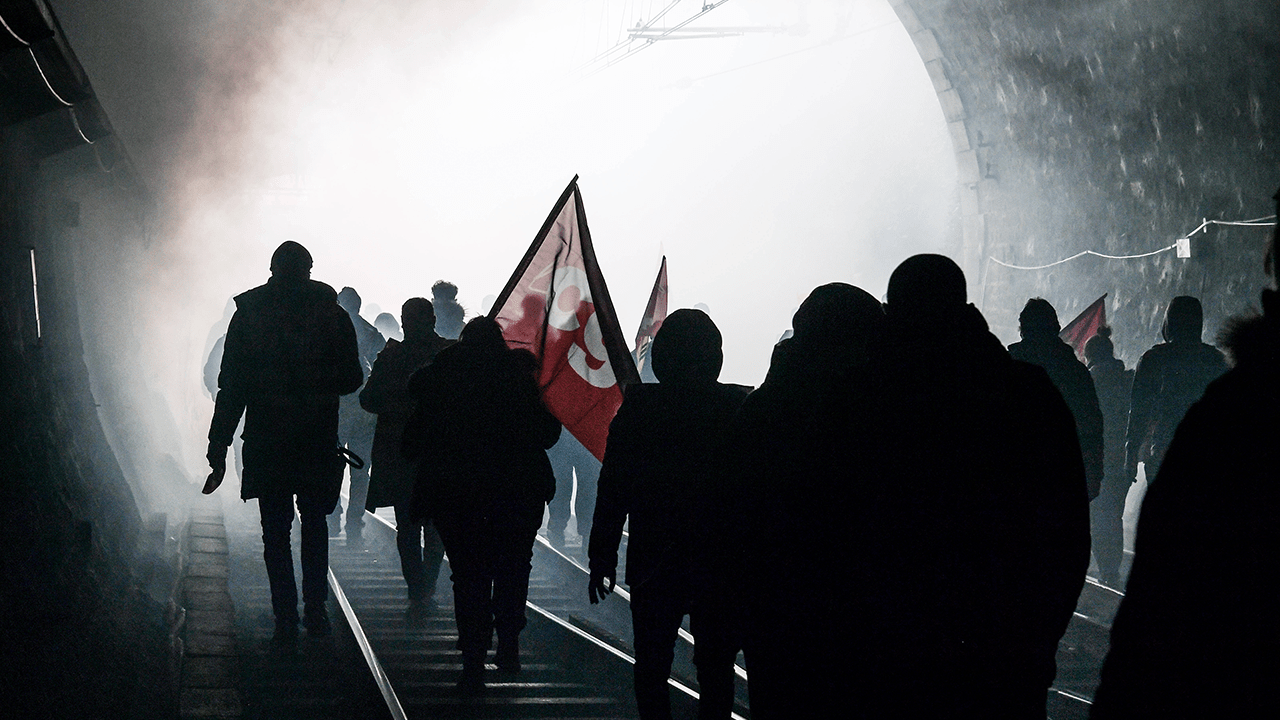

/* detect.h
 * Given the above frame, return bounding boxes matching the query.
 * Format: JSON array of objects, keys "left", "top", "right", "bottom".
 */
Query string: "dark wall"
[
  {"left": 894, "top": 0, "right": 1279, "bottom": 361},
  {"left": 0, "top": 125, "right": 171, "bottom": 718}
]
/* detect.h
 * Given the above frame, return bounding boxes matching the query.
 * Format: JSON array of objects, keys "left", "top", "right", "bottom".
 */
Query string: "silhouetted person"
[
  {"left": 1126, "top": 295, "right": 1228, "bottom": 483},
  {"left": 374, "top": 311, "right": 403, "bottom": 342},
  {"left": 1092, "top": 192, "right": 1280, "bottom": 719},
  {"left": 588, "top": 309, "right": 750, "bottom": 720},
  {"left": 720, "top": 283, "right": 885, "bottom": 719},
  {"left": 1009, "top": 298, "right": 1106, "bottom": 499},
  {"left": 360, "top": 298, "right": 451, "bottom": 616},
  {"left": 206, "top": 241, "right": 362, "bottom": 641},
  {"left": 403, "top": 316, "right": 560, "bottom": 693},
  {"left": 431, "top": 280, "right": 466, "bottom": 340},
  {"left": 332, "top": 286, "right": 386, "bottom": 543},
  {"left": 1084, "top": 326, "right": 1134, "bottom": 588},
  {"left": 840, "top": 255, "right": 1089, "bottom": 718},
  {"left": 203, "top": 306, "right": 244, "bottom": 484},
  {"left": 545, "top": 431, "right": 599, "bottom": 554}
]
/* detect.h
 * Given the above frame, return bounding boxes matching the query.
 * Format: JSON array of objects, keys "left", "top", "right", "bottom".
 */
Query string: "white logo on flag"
[{"left": 548, "top": 266, "right": 616, "bottom": 389}]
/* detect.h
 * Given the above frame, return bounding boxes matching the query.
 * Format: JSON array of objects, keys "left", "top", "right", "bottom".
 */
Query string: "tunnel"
[{"left": 3, "top": 0, "right": 1277, "bottom": 717}]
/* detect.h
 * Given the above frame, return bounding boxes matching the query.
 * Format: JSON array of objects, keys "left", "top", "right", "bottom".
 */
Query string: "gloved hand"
[
  {"left": 204, "top": 442, "right": 228, "bottom": 495},
  {"left": 588, "top": 569, "right": 615, "bottom": 604}
]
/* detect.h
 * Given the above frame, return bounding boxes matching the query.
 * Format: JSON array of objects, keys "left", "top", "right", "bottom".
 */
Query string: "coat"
[
  {"left": 1125, "top": 338, "right": 1228, "bottom": 477},
  {"left": 1093, "top": 292, "right": 1280, "bottom": 719},
  {"left": 402, "top": 341, "right": 560, "bottom": 527},
  {"left": 208, "top": 276, "right": 362, "bottom": 503},
  {"left": 588, "top": 380, "right": 750, "bottom": 590},
  {"left": 359, "top": 333, "right": 452, "bottom": 509},
  {"left": 1009, "top": 335, "right": 1106, "bottom": 499}
]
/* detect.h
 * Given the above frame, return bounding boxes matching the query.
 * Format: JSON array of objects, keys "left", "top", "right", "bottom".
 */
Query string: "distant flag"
[
  {"left": 489, "top": 176, "right": 640, "bottom": 461},
  {"left": 633, "top": 256, "right": 668, "bottom": 383},
  {"left": 1060, "top": 294, "right": 1108, "bottom": 360}
]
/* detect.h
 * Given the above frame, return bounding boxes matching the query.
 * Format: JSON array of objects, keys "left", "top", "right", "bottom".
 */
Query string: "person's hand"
[
  {"left": 588, "top": 570, "right": 615, "bottom": 604},
  {"left": 204, "top": 442, "right": 228, "bottom": 495}
]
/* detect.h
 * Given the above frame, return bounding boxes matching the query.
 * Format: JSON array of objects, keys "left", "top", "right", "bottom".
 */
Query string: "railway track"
[{"left": 225, "top": 498, "right": 1114, "bottom": 720}]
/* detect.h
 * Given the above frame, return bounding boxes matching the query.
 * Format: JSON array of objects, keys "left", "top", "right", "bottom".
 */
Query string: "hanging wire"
[{"left": 990, "top": 215, "right": 1277, "bottom": 271}]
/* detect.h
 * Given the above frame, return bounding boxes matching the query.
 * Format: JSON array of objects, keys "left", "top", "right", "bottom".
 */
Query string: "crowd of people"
[{"left": 205, "top": 187, "right": 1278, "bottom": 718}]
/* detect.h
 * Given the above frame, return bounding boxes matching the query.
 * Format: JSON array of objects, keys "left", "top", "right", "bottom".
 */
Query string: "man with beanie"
[
  {"left": 1125, "top": 296, "right": 1228, "bottom": 483},
  {"left": 588, "top": 309, "right": 751, "bottom": 720},
  {"left": 206, "top": 241, "right": 363, "bottom": 641}
]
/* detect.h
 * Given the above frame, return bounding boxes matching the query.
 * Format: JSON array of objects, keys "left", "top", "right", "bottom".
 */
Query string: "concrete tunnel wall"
[{"left": 892, "top": 0, "right": 1279, "bottom": 360}]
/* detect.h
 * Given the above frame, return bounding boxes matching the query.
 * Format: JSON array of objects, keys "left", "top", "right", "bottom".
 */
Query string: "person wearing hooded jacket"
[
  {"left": 1125, "top": 295, "right": 1228, "bottom": 482},
  {"left": 1084, "top": 326, "right": 1134, "bottom": 588},
  {"left": 1092, "top": 190, "right": 1280, "bottom": 719},
  {"left": 207, "top": 241, "right": 363, "bottom": 641},
  {"left": 588, "top": 309, "right": 751, "bottom": 720},
  {"left": 402, "top": 316, "right": 560, "bottom": 693},
  {"left": 719, "top": 283, "right": 886, "bottom": 719},
  {"left": 1008, "top": 298, "right": 1106, "bottom": 500}
]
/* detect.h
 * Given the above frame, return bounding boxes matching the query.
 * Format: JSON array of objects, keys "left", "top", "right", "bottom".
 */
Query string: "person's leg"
[
  {"left": 490, "top": 523, "right": 537, "bottom": 671},
  {"left": 297, "top": 496, "right": 332, "bottom": 635},
  {"left": 1091, "top": 480, "right": 1127, "bottom": 587},
  {"left": 422, "top": 519, "right": 445, "bottom": 599},
  {"left": 258, "top": 494, "right": 299, "bottom": 637},
  {"left": 344, "top": 431, "right": 373, "bottom": 540},
  {"left": 573, "top": 459, "right": 599, "bottom": 545},
  {"left": 629, "top": 575, "right": 687, "bottom": 720},
  {"left": 690, "top": 607, "right": 740, "bottom": 720},
  {"left": 393, "top": 504, "right": 427, "bottom": 604},
  {"left": 436, "top": 515, "right": 492, "bottom": 689}
]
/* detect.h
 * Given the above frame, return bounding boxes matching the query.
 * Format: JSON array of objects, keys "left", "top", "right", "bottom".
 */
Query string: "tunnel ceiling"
[{"left": 892, "top": 0, "right": 1278, "bottom": 355}]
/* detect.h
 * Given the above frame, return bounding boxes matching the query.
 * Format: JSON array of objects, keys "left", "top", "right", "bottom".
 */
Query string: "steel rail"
[{"left": 328, "top": 568, "right": 408, "bottom": 720}]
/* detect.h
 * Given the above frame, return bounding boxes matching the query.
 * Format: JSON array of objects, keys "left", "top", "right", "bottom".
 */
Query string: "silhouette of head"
[
  {"left": 459, "top": 316, "right": 507, "bottom": 349},
  {"left": 791, "top": 283, "right": 884, "bottom": 356},
  {"left": 885, "top": 254, "right": 967, "bottom": 323},
  {"left": 270, "top": 241, "right": 312, "bottom": 280},
  {"left": 375, "top": 312, "right": 401, "bottom": 339},
  {"left": 651, "top": 309, "right": 723, "bottom": 384},
  {"left": 1162, "top": 296, "right": 1203, "bottom": 344},
  {"left": 337, "top": 287, "right": 361, "bottom": 314},
  {"left": 400, "top": 298, "right": 434, "bottom": 338},
  {"left": 432, "top": 281, "right": 459, "bottom": 301},
  {"left": 1018, "top": 298, "right": 1061, "bottom": 339},
  {"left": 1084, "top": 325, "right": 1116, "bottom": 365}
]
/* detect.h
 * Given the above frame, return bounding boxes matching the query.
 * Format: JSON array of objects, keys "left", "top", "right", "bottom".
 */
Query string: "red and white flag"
[
  {"left": 633, "top": 256, "right": 668, "bottom": 383},
  {"left": 1060, "top": 294, "right": 1107, "bottom": 360},
  {"left": 489, "top": 177, "right": 640, "bottom": 461}
]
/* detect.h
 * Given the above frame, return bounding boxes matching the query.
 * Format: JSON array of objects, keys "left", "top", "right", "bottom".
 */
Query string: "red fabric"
[
  {"left": 490, "top": 179, "right": 638, "bottom": 461},
  {"left": 633, "top": 256, "right": 668, "bottom": 378},
  {"left": 1060, "top": 294, "right": 1107, "bottom": 360}
]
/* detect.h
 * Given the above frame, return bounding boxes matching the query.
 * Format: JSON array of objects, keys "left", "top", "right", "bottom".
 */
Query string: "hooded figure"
[
  {"left": 1094, "top": 190, "right": 1280, "bottom": 719},
  {"left": 402, "top": 316, "right": 560, "bottom": 693},
  {"left": 360, "top": 298, "right": 451, "bottom": 612},
  {"left": 1008, "top": 298, "right": 1106, "bottom": 499},
  {"left": 588, "top": 309, "right": 751, "bottom": 720},
  {"left": 1125, "top": 296, "right": 1228, "bottom": 481},
  {"left": 207, "top": 241, "right": 362, "bottom": 640},
  {"left": 1083, "top": 326, "right": 1135, "bottom": 588},
  {"left": 831, "top": 256, "right": 1087, "bottom": 718},
  {"left": 717, "top": 283, "right": 885, "bottom": 719}
]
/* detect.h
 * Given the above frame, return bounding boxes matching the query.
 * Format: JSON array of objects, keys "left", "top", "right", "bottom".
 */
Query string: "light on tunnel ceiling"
[{"left": 1175, "top": 236, "right": 1192, "bottom": 259}]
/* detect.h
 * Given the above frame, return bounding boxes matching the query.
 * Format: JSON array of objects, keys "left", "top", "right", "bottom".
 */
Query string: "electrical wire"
[{"left": 990, "top": 215, "right": 1277, "bottom": 271}]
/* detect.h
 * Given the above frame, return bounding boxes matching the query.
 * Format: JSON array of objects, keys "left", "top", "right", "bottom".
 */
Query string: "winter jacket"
[
  {"left": 209, "top": 276, "right": 362, "bottom": 502},
  {"left": 1125, "top": 339, "right": 1228, "bottom": 478},
  {"left": 359, "top": 333, "right": 452, "bottom": 509}
]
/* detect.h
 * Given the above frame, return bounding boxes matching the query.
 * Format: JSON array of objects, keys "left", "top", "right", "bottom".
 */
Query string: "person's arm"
[
  {"left": 359, "top": 341, "right": 400, "bottom": 414},
  {"left": 1125, "top": 353, "right": 1157, "bottom": 480},
  {"left": 587, "top": 400, "right": 636, "bottom": 603}
]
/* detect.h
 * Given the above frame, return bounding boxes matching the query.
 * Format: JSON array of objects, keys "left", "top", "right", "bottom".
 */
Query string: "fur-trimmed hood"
[{"left": 1220, "top": 289, "right": 1280, "bottom": 369}]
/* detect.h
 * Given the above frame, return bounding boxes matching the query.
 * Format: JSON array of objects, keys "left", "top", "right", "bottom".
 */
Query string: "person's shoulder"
[{"left": 233, "top": 282, "right": 271, "bottom": 310}]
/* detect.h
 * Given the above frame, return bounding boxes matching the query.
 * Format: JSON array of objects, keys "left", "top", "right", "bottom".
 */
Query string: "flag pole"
[{"left": 574, "top": 184, "right": 641, "bottom": 387}]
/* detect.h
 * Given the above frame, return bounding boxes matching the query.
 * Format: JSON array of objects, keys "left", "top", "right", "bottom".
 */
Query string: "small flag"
[
  {"left": 633, "top": 256, "right": 668, "bottom": 383},
  {"left": 489, "top": 176, "right": 640, "bottom": 461},
  {"left": 1060, "top": 294, "right": 1107, "bottom": 360}
]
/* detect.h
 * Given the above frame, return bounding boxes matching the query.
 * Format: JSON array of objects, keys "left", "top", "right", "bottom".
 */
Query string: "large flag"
[
  {"left": 632, "top": 256, "right": 668, "bottom": 383},
  {"left": 489, "top": 176, "right": 640, "bottom": 461},
  {"left": 1060, "top": 294, "right": 1107, "bottom": 360}
]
